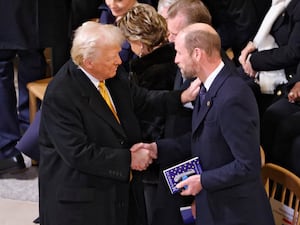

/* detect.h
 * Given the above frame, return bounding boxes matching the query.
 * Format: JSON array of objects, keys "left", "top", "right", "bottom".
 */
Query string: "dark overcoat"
[{"left": 38, "top": 60, "right": 181, "bottom": 225}]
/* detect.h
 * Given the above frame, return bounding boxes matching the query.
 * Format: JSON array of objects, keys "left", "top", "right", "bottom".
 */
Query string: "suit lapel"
[
  {"left": 192, "top": 93, "right": 212, "bottom": 133},
  {"left": 192, "top": 65, "right": 231, "bottom": 134},
  {"left": 105, "top": 77, "right": 130, "bottom": 125}
]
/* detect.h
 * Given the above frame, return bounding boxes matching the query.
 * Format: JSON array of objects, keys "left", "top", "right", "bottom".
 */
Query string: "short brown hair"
[
  {"left": 168, "top": 0, "right": 211, "bottom": 26},
  {"left": 183, "top": 25, "right": 221, "bottom": 57}
]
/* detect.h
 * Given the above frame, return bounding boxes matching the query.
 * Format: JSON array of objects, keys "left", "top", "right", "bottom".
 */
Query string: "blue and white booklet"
[{"left": 163, "top": 157, "right": 202, "bottom": 194}]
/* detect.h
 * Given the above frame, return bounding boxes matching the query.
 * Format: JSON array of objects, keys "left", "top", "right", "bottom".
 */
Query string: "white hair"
[{"left": 71, "top": 21, "right": 125, "bottom": 66}]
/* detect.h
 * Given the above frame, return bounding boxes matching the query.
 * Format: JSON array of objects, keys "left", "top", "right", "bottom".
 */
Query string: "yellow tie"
[{"left": 98, "top": 81, "right": 120, "bottom": 123}]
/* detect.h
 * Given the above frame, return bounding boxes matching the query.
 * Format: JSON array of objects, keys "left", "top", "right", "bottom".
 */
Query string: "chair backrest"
[
  {"left": 260, "top": 146, "right": 265, "bottom": 167},
  {"left": 261, "top": 163, "right": 300, "bottom": 225}
]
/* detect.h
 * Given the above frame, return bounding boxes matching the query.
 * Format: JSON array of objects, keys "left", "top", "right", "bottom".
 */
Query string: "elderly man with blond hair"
[{"left": 38, "top": 21, "right": 199, "bottom": 225}]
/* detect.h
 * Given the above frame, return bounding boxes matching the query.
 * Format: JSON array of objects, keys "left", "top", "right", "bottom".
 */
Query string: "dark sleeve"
[
  {"left": 130, "top": 82, "right": 183, "bottom": 118},
  {"left": 156, "top": 133, "right": 192, "bottom": 167},
  {"left": 287, "top": 61, "right": 300, "bottom": 89},
  {"left": 250, "top": 3, "right": 300, "bottom": 72}
]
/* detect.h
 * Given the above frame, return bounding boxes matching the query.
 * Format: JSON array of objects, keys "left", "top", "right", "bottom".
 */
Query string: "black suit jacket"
[
  {"left": 288, "top": 61, "right": 300, "bottom": 89},
  {"left": 250, "top": 0, "right": 300, "bottom": 79},
  {"left": 39, "top": 60, "right": 182, "bottom": 225},
  {"left": 202, "top": 0, "right": 271, "bottom": 63}
]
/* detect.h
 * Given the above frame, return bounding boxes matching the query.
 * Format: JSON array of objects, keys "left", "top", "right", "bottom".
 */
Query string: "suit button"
[
  {"left": 118, "top": 202, "right": 125, "bottom": 208},
  {"left": 276, "top": 90, "right": 282, "bottom": 96},
  {"left": 289, "top": 74, "right": 293, "bottom": 79},
  {"left": 120, "top": 140, "right": 125, "bottom": 145}
]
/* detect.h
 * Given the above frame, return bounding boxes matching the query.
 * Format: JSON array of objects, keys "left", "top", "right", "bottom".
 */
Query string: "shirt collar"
[
  {"left": 203, "top": 61, "right": 224, "bottom": 91},
  {"left": 79, "top": 66, "right": 102, "bottom": 90}
]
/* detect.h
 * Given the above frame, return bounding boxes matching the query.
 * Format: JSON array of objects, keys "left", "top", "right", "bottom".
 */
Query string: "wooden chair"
[
  {"left": 26, "top": 48, "right": 53, "bottom": 122},
  {"left": 260, "top": 146, "right": 265, "bottom": 167},
  {"left": 261, "top": 163, "right": 300, "bottom": 225},
  {"left": 27, "top": 77, "right": 52, "bottom": 122},
  {"left": 26, "top": 77, "right": 52, "bottom": 166}
]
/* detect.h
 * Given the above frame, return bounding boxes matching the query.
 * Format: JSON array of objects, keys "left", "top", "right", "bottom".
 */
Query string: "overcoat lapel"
[{"left": 71, "top": 65, "right": 126, "bottom": 137}]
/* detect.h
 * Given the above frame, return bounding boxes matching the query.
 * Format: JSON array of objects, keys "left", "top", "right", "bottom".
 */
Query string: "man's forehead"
[
  {"left": 167, "top": 15, "right": 186, "bottom": 31},
  {"left": 174, "top": 34, "right": 185, "bottom": 49}
]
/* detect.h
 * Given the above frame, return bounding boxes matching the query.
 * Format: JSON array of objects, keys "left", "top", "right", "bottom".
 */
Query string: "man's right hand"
[{"left": 130, "top": 142, "right": 158, "bottom": 170}]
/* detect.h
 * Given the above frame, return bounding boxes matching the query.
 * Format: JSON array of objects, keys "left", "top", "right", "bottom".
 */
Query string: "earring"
[{"left": 139, "top": 44, "right": 143, "bottom": 58}]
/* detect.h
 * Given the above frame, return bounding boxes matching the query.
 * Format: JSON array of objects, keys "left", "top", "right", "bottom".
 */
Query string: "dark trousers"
[
  {"left": 0, "top": 49, "right": 46, "bottom": 152},
  {"left": 289, "top": 136, "right": 300, "bottom": 176},
  {"left": 261, "top": 97, "right": 300, "bottom": 170},
  {"left": 15, "top": 110, "right": 41, "bottom": 161}
]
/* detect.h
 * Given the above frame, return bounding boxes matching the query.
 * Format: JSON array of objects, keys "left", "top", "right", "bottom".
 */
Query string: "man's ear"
[
  {"left": 82, "top": 57, "right": 93, "bottom": 69},
  {"left": 193, "top": 48, "right": 203, "bottom": 61}
]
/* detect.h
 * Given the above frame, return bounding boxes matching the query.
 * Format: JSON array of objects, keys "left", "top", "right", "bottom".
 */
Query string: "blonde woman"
[
  {"left": 118, "top": 4, "right": 178, "bottom": 225},
  {"left": 118, "top": 3, "right": 177, "bottom": 140},
  {"left": 118, "top": 3, "right": 177, "bottom": 91}
]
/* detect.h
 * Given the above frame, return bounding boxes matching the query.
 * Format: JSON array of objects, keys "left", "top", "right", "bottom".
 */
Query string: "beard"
[{"left": 179, "top": 66, "right": 196, "bottom": 80}]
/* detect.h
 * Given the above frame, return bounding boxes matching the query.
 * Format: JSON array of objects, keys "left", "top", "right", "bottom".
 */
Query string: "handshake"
[
  {"left": 130, "top": 142, "right": 158, "bottom": 171},
  {"left": 129, "top": 78, "right": 202, "bottom": 171}
]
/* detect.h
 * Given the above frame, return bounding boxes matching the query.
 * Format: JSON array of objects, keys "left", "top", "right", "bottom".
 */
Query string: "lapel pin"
[{"left": 206, "top": 101, "right": 211, "bottom": 107}]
